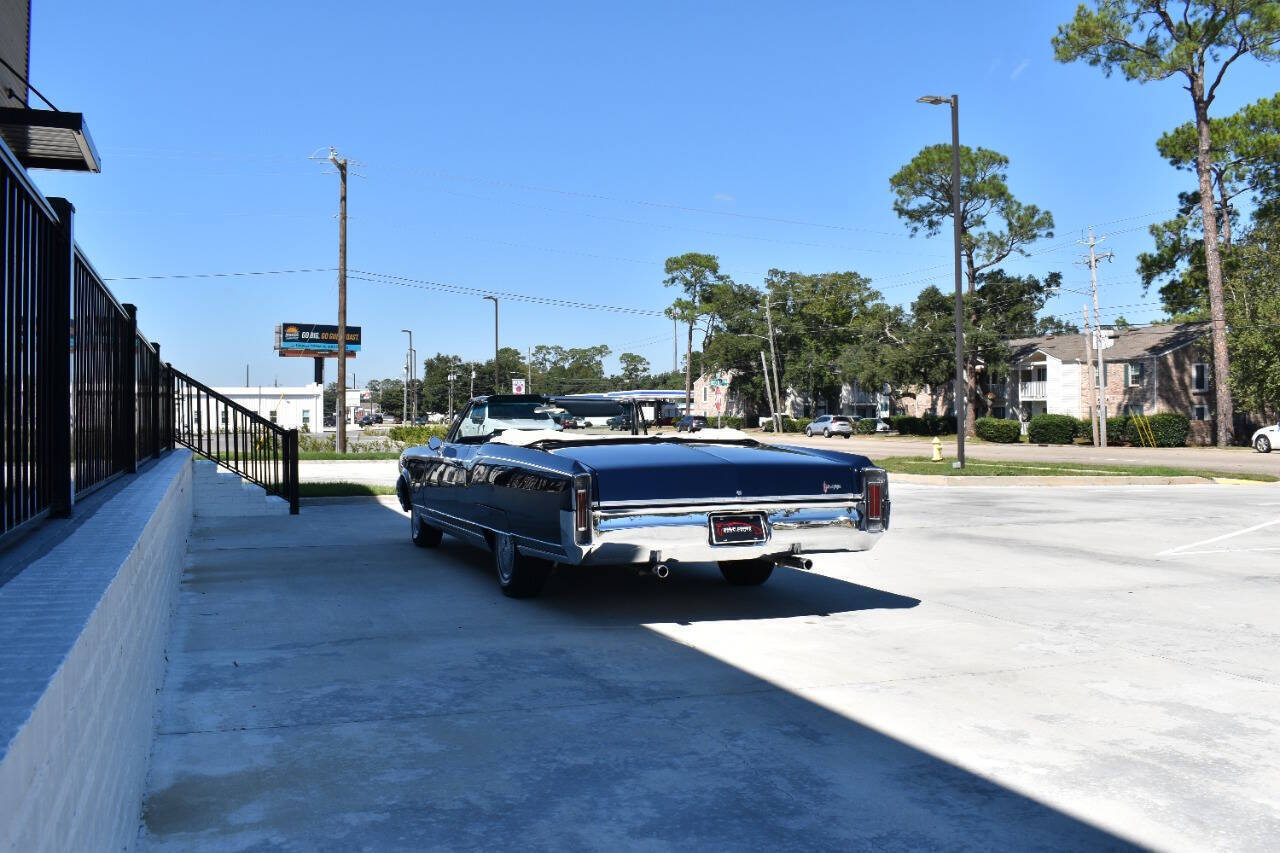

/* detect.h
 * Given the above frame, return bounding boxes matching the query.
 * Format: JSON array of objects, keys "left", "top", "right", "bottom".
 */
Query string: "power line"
[
  {"left": 349, "top": 270, "right": 666, "bottom": 317},
  {"left": 103, "top": 267, "right": 336, "bottom": 282}
]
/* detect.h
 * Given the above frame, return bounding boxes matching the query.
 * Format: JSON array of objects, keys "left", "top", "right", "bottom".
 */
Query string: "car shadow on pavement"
[{"left": 139, "top": 501, "right": 1143, "bottom": 851}]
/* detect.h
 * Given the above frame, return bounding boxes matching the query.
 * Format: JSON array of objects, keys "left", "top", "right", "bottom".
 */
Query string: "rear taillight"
[
  {"left": 860, "top": 468, "right": 888, "bottom": 532},
  {"left": 573, "top": 474, "right": 593, "bottom": 545}
]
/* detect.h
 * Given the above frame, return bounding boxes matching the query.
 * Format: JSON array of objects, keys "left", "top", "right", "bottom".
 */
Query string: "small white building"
[{"left": 207, "top": 384, "right": 363, "bottom": 432}]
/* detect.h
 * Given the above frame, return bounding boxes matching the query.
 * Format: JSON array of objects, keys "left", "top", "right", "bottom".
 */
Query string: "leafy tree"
[
  {"left": 890, "top": 145, "right": 1054, "bottom": 432},
  {"left": 890, "top": 145, "right": 1055, "bottom": 293},
  {"left": 618, "top": 352, "right": 650, "bottom": 389},
  {"left": 1140, "top": 94, "right": 1280, "bottom": 315},
  {"left": 664, "top": 253, "right": 730, "bottom": 411},
  {"left": 474, "top": 347, "right": 528, "bottom": 397},
  {"left": 1053, "top": 0, "right": 1280, "bottom": 445},
  {"left": 1224, "top": 219, "right": 1280, "bottom": 420},
  {"left": 377, "top": 378, "right": 405, "bottom": 420}
]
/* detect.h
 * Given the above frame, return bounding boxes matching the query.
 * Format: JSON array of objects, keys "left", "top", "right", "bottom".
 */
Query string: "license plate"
[{"left": 709, "top": 512, "right": 767, "bottom": 545}]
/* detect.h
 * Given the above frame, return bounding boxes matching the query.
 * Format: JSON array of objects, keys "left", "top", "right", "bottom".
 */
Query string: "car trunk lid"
[{"left": 549, "top": 440, "right": 856, "bottom": 504}]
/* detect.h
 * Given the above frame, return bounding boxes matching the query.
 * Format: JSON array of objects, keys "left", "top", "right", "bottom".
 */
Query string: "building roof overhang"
[{"left": 0, "top": 107, "right": 100, "bottom": 172}]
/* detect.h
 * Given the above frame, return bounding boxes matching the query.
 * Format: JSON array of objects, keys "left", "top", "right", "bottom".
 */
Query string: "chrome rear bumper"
[{"left": 557, "top": 501, "right": 885, "bottom": 566}]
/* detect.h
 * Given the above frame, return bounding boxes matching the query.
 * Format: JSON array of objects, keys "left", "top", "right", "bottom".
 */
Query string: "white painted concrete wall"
[{"left": 0, "top": 451, "right": 193, "bottom": 853}]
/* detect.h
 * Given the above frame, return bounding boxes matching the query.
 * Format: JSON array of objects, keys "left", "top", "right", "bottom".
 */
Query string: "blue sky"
[{"left": 27, "top": 1, "right": 1278, "bottom": 386}]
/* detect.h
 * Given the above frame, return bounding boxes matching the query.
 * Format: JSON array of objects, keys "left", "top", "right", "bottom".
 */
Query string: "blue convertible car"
[{"left": 396, "top": 395, "right": 889, "bottom": 597}]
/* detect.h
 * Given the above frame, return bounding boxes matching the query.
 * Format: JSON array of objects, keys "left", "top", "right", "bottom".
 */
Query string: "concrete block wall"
[
  {"left": 0, "top": 450, "right": 193, "bottom": 853},
  {"left": 192, "top": 458, "right": 290, "bottom": 517}
]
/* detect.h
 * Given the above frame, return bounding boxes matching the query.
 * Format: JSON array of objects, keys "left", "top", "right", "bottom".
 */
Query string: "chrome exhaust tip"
[
  {"left": 653, "top": 563, "right": 670, "bottom": 579},
  {"left": 776, "top": 555, "right": 813, "bottom": 571}
]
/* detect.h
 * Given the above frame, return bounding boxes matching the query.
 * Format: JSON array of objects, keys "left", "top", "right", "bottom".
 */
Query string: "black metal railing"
[
  {"left": 2, "top": 132, "right": 299, "bottom": 550},
  {"left": 171, "top": 369, "right": 299, "bottom": 514},
  {"left": 1, "top": 138, "right": 66, "bottom": 543}
]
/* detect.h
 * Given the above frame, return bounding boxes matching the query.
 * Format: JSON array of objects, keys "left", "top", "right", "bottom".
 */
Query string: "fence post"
[
  {"left": 123, "top": 304, "right": 138, "bottom": 473},
  {"left": 47, "top": 198, "right": 75, "bottom": 517},
  {"left": 286, "top": 429, "right": 300, "bottom": 514},
  {"left": 166, "top": 363, "right": 175, "bottom": 450},
  {"left": 151, "top": 343, "right": 162, "bottom": 458}
]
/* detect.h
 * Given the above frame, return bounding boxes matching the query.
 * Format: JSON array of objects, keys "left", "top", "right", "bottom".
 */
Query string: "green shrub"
[
  {"left": 1027, "top": 413, "right": 1077, "bottom": 444},
  {"left": 923, "top": 414, "right": 957, "bottom": 435},
  {"left": 1074, "top": 417, "right": 1094, "bottom": 441},
  {"left": 853, "top": 418, "right": 876, "bottom": 434},
  {"left": 716, "top": 415, "right": 744, "bottom": 429},
  {"left": 1104, "top": 416, "right": 1131, "bottom": 445},
  {"left": 1143, "top": 413, "right": 1190, "bottom": 447},
  {"left": 299, "top": 433, "right": 335, "bottom": 452},
  {"left": 890, "top": 415, "right": 923, "bottom": 435},
  {"left": 975, "top": 417, "right": 1021, "bottom": 443},
  {"left": 388, "top": 425, "right": 449, "bottom": 444}
]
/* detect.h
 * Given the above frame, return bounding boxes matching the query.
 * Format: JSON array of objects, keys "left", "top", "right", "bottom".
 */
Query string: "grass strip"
[
  {"left": 877, "top": 456, "right": 1278, "bottom": 482},
  {"left": 298, "top": 451, "right": 400, "bottom": 460},
  {"left": 298, "top": 482, "right": 397, "bottom": 497}
]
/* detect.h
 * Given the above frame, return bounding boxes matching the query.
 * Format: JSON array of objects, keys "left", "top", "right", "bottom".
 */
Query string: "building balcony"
[{"left": 1018, "top": 381, "right": 1047, "bottom": 400}]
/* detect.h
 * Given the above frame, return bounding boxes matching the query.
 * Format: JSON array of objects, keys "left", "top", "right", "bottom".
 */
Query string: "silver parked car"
[{"left": 805, "top": 414, "right": 853, "bottom": 438}]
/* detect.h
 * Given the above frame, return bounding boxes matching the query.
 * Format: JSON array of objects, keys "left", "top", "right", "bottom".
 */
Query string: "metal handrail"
[{"left": 171, "top": 368, "right": 299, "bottom": 513}]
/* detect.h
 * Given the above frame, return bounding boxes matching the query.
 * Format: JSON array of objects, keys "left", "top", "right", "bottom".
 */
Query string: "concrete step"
[{"left": 192, "top": 458, "right": 291, "bottom": 517}]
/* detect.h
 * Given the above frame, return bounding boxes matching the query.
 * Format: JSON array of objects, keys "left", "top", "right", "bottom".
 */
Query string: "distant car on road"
[
  {"left": 805, "top": 415, "right": 853, "bottom": 438},
  {"left": 1253, "top": 422, "right": 1279, "bottom": 453},
  {"left": 675, "top": 415, "right": 708, "bottom": 433},
  {"left": 860, "top": 417, "right": 891, "bottom": 433},
  {"left": 606, "top": 414, "right": 632, "bottom": 431},
  {"left": 550, "top": 412, "right": 581, "bottom": 429}
]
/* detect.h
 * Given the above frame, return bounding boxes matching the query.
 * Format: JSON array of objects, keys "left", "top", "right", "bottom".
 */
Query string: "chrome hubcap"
[{"left": 496, "top": 535, "right": 515, "bottom": 582}]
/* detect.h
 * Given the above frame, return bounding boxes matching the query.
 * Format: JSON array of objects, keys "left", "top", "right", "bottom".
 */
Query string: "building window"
[
  {"left": 702, "top": 388, "right": 707, "bottom": 402},
  {"left": 302, "top": 409, "right": 311, "bottom": 427},
  {"left": 269, "top": 410, "right": 278, "bottom": 424},
  {"left": 1125, "top": 404, "right": 1143, "bottom": 416},
  {"left": 1192, "top": 363, "right": 1208, "bottom": 392},
  {"left": 1126, "top": 363, "right": 1145, "bottom": 386},
  {"left": 1192, "top": 404, "right": 1208, "bottom": 421}
]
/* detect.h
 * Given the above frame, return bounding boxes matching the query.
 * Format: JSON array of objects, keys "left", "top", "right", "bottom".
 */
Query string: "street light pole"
[
  {"left": 483, "top": 295, "right": 499, "bottom": 393},
  {"left": 918, "top": 93, "right": 966, "bottom": 467},
  {"left": 401, "top": 329, "right": 413, "bottom": 423}
]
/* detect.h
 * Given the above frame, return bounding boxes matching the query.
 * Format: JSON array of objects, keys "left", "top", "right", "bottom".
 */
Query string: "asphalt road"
[
  {"left": 758, "top": 432, "right": 1280, "bottom": 476},
  {"left": 140, "top": 484, "right": 1280, "bottom": 850}
]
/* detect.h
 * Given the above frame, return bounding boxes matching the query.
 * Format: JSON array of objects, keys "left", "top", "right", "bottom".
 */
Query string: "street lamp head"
[
  {"left": 483, "top": 295, "right": 497, "bottom": 303},
  {"left": 917, "top": 95, "right": 950, "bottom": 105}
]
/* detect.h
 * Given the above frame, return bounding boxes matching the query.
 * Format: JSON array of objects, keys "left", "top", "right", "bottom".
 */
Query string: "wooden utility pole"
[
  {"left": 329, "top": 148, "right": 349, "bottom": 453},
  {"left": 1079, "top": 227, "right": 1113, "bottom": 449},
  {"left": 1082, "top": 305, "right": 1098, "bottom": 447},
  {"left": 764, "top": 299, "right": 783, "bottom": 433},
  {"left": 760, "top": 351, "right": 777, "bottom": 429}
]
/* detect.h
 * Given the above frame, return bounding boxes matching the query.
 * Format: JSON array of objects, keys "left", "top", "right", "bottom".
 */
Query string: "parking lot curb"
[
  {"left": 890, "top": 474, "right": 1215, "bottom": 487},
  {"left": 300, "top": 495, "right": 405, "bottom": 508}
]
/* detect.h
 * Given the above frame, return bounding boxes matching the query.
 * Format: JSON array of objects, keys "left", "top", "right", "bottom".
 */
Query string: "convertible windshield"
[{"left": 488, "top": 403, "right": 551, "bottom": 421}]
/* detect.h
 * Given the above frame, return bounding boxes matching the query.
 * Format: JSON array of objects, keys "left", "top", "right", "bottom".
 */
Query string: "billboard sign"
[
  {"left": 275, "top": 323, "right": 361, "bottom": 357},
  {"left": 511, "top": 378, "right": 527, "bottom": 395}
]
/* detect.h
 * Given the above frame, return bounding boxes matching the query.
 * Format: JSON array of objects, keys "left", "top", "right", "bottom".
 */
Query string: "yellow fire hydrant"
[{"left": 931, "top": 435, "right": 944, "bottom": 463}]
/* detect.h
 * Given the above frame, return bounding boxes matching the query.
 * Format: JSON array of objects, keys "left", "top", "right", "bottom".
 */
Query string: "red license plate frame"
[{"left": 709, "top": 512, "right": 767, "bottom": 545}]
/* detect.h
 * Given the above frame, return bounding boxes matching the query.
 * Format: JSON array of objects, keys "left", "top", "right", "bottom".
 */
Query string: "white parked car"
[{"left": 1253, "top": 422, "right": 1279, "bottom": 453}]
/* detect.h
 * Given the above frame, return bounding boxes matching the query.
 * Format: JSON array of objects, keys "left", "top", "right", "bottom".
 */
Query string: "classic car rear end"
[{"left": 398, "top": 395, "right": 889, "bottom": 597}]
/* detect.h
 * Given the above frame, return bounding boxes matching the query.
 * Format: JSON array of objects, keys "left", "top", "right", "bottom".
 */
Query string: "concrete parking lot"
[
  {"left": 140, "top": 484, "right": 1280, "bottom": 851},
  {"left": 759, "top": 432, "right": 1280, "bottom": 476}
]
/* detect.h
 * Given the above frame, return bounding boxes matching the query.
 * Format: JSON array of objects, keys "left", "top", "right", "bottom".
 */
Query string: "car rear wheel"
[
  {"left": 718, "top": 559, "right": 774, "bottom": 586},
  {"left": 410, "top": 507, "right": 442, "bottom": 548},
  {"left": 841, "top": 433, "right": 850, "bottom": 439},
  {"left": 1257, "top": 435, "right": 1272, "bottom": 453},
  {"left": 823, "top": 428, "right": 831, "bottom": 438},
  {"left": 493, "top": 531, "right": 552, "bottom": 597}
]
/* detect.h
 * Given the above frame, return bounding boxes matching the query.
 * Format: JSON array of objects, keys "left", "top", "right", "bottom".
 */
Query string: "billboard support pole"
[{"left": 330, "top": 148, "right": 349, "bottom": 453}]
